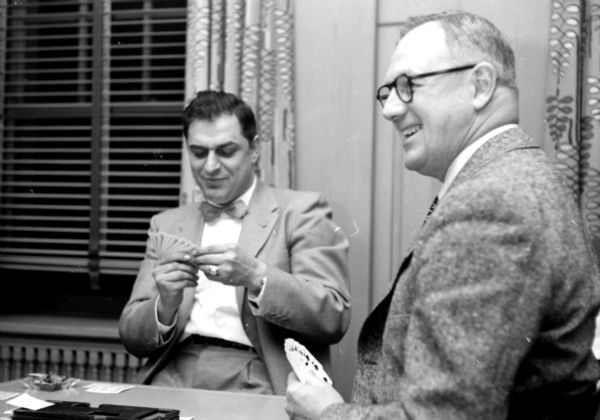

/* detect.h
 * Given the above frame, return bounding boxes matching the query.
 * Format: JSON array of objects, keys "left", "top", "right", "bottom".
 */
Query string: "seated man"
[
  {"left": 286, "top": 10, "right": 600, "bottom": 420},
  {"left": 119, "top": 90, "right": 351, "bottom": 395}
]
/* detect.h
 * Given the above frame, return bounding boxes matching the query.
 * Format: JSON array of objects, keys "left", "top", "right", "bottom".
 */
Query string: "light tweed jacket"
[
  {"left": 323, "top": 127, "right": 600, "bottom": 420},
  {"left": 119, "top": 180, "right": 351, "bottom": 395}
]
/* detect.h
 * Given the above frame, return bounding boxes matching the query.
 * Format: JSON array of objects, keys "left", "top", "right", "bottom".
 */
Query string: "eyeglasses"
[{"left": 375, "top": 64, "right": 477, "bottom": 107}]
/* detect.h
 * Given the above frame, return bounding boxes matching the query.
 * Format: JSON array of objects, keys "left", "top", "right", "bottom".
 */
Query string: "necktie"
[
  {"left": 200, "top": 199, "right": 248, "bottom": 222},
  {"left": 422, "top": 195, "right": 439, "bottom": 226}
]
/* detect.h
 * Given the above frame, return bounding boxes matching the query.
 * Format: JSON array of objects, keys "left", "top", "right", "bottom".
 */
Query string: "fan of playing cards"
[
  {"left": 148, "top": 231, "right": 200, "bottom": 260},
  {"left": 284, "top": 338, "right": 332, "bottom": 386}
]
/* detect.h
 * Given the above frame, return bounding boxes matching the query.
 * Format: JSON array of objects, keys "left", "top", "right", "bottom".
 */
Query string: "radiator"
[{"left": 0, "top": 338, "right": 145, "bottom": 384}]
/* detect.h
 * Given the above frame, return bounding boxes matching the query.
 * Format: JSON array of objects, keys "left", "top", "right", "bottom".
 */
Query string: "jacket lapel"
[
  {"left": 237, "top": 180, "right": 278, "bottom": 259},
  {"left": 236, "top": 180, "right": 278, "bottom": 350},
  {"left": 173, "top": 202, "right": 205, "bottom": 246}
]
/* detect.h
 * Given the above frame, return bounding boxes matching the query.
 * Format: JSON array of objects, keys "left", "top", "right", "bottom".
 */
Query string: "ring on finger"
[{"left": 208, "top": 265, "right": 219, "bottom": 277}]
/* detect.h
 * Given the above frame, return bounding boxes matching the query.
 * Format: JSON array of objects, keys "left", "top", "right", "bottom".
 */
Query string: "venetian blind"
[{"left": 0, "top": 0, "right": 186, "bottom": 288}]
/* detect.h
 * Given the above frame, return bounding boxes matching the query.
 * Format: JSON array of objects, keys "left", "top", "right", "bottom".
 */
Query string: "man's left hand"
[{"left": 192, "top": 243, "right": 266, "bottom": 293}]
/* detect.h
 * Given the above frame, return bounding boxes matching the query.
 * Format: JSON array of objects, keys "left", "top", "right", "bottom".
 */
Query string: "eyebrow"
[{"left": 189, "top": 142, "right": 239, "bottom": 151}]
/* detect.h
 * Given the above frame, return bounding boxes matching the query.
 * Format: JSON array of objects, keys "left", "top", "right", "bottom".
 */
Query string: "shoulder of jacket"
[{"left": 269, "top": 185, "right": 322, "bottom": 204}]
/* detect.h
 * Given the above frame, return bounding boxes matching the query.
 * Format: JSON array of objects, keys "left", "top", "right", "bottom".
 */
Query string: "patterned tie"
[
  {"left": 422, "top": 195, "right": 439, "bottom": 226},
  {"left": 200, "top": 199, "right": 248, "bottom": 222}
]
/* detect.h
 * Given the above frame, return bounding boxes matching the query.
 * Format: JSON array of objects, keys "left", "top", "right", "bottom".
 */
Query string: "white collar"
[{"left": 237, "top": 175, "right": 257, "bottom": 206}]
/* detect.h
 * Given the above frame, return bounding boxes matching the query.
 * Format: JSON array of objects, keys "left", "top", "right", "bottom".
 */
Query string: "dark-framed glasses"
[{"left": 376, "top": 64, "right": 477, "bottom": 107}]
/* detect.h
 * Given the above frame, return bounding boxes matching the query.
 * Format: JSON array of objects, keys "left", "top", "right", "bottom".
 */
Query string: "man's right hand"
[
  {"left": 285, "top": 372, "right": 343, "bottom": 420},
  {"left": 153, "top": 251, "right": 199, "bottom": 324}
]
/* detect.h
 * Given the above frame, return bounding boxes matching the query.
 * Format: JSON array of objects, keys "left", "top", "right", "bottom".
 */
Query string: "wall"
[
  {"left": 295, "top": 1, "right": 376, "bottom": 399},
  {"left": 295, "top": 0, "right": 551, "bottom": 399}
]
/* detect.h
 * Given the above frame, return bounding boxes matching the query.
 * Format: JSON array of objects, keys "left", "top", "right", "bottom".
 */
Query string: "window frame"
[{"left": 0, "top": 0, "right": 187, "bottom": 295}]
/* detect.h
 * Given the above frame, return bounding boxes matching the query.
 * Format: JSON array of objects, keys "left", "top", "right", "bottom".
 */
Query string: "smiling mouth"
[
  {"left": 203, "top": 178, "right": 226, "bottom": 185},
  {"left": 402, "top": 124, "right": 422, "bottom": 139}
]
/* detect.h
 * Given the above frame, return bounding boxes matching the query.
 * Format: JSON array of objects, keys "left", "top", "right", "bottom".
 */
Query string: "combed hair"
[
  {"left": 182, "top": 90, "right": 257, "bottom": 143},
  {"left": 397, "top": 10, "right": 517, "bottom": 89}
]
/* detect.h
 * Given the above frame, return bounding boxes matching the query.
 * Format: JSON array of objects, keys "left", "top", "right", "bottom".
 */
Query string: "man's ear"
[
  {"left": 471, "top": 62, "right": 497, "bottom": 110},
  {"left": 251, "top": 135, "right": 260, "bottom": 164}
]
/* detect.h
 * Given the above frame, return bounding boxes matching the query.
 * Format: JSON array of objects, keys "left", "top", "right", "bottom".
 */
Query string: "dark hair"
[{"left": 182, "top": 90, "right": 257, "bottom": 143}]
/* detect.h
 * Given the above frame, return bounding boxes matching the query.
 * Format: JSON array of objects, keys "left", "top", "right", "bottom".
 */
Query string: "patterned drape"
[
  {"left": 180, "top": 0, "right": 296, "bottom": 204},
  {"left": 545, "top": 0, "right": 600, "bottom": 254}
]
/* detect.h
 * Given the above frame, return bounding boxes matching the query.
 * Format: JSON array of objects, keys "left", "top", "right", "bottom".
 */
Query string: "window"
[{"left": 0, "top": 0, "right": 187, "bottom": 301}]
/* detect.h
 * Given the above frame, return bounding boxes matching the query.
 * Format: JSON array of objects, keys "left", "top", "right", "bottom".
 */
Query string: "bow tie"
[{"left": 200, "top": 199, "right": 248, "bottom": 222}]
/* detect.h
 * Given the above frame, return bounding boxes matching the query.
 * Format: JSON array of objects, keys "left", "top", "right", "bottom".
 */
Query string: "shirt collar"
[
  {"left": 438, "top": 124, "right": 517, "bottom": 199},
  {"left": 237, "top": 175, "right": 257, "bottom": 206}
]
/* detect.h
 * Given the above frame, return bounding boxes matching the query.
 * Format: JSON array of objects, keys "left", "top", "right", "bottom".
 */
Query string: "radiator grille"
[{"left": 0, "top": 339, "right": 144, "bottom": 384}]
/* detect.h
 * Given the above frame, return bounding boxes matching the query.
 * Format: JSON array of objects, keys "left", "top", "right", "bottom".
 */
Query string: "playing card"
[
  {"left": 148, "top": 231, "right": 200, "bottom": 260},
  {"left": 284, "top": 338, "right": 332, "bottom": 386}
]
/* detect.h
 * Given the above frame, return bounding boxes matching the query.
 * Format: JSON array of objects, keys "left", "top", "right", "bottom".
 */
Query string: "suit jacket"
[
  {"left": 118, "top": 180, "right": 351, "bottom": 395},
  {"left": 323, "top": 127, "right": 600, "bottom": 419}
]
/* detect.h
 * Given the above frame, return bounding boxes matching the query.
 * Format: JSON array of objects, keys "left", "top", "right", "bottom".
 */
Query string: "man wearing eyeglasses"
[{"left": 285, "top": 10, "right": 600, "bottom": 420}]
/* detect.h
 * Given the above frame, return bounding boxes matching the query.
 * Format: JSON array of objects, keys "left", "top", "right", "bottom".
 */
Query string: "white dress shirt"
[{"left": 157, "top": 176, "right": 258, "bottom": 347}]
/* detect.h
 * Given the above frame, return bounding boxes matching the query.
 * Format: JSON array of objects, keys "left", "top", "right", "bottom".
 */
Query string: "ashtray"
[{"left": 22, "top": 372, "right": 79, "bottom": 391}]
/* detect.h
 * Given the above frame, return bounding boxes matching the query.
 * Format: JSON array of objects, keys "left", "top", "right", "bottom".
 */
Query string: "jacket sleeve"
[
  {"left": 118, "top": 214, "right": 174, "bottom": 358},
  {"left": 251, "top": 192, "right": 352, "bottom": 344}
]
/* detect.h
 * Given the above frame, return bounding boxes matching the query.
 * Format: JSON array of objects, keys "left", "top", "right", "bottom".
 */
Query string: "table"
[{"left": 0, "top": 379, "right": 287, "bottom": 420}]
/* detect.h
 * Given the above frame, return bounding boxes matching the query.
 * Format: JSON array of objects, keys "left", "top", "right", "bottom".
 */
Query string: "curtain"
[
  {"left": 545, "top": 0, "right": 600, "bottom": 254},
  {"left": 179, "top": 0, "right": 296, "bottom": 204}
]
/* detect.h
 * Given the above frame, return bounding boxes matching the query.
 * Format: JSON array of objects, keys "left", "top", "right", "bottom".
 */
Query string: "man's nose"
[
  {"left": 381, "top": 90, "right": 408, "bottom": 121},
  {"left": 204, "top": 150, "right": 221, "bottom": 171}
]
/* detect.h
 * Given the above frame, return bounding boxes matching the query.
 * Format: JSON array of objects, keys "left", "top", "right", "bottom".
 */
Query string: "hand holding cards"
[
  {"left": 284, "top": 338, "right": 333, "bottom": 386},
  {"left": 148, "top": 231, "right": 200, "bottom": 260}
]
